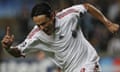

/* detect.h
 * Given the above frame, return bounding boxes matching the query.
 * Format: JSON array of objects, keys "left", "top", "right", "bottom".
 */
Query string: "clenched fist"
[{"left": 106, "top": 21, "right": 120, "bottom": 33}]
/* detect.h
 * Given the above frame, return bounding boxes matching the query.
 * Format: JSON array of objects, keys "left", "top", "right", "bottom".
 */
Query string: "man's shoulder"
[{"left": 56, "top": 6, "right": 79, "bottom": 19}]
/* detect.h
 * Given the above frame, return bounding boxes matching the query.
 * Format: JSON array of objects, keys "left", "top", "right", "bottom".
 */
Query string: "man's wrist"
[
  {"left": 5, "top": 46, "right": 23, "bottom": 57},
  {"left": 103, "top": 20, "right": 112, "bottom": 27},
  {"left": 4, "top": 46, "right": 11, "bottom": 51}
]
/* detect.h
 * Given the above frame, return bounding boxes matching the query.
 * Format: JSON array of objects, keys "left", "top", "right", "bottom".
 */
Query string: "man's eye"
[{"left": 40, "top": 22, "right": 46, "bottom": 26}]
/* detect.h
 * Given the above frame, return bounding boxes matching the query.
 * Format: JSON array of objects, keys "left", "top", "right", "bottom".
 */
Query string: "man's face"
[{"left": 33, "top": 15, "right": 52, "bottom": 30}]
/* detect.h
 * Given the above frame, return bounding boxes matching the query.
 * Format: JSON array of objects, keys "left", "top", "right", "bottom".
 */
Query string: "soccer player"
[{"left": 1, "top": 2, "right": 119, "bottom": 72}]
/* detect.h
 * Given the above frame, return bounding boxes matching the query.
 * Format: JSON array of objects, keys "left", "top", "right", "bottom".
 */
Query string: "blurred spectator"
[
  {"left": 16, "top": 4, "right": 29, "bottom": 42},
  {"left": 107, "top": 37, "right": 120, "bottom": 56},
  {"left": 113, "top": 57, "right": 120, "bottom": 72},
  {"left": 115, "top": 9, "right": 120, "bottom": 24},
  {"left": 100, "top": 57, "right": 114, "bottom": 72},
  {"left": 36, "top": 51, "right": 46, "bottom": 60},
  {"left": 36, "top": 51, "right": 59, "bottom": 72},
  {"left": 89, "top": 24, "right": 109, "bottom": 52},
  {"left": 107, "top": 0, "right": 120, "bottom": 22}
]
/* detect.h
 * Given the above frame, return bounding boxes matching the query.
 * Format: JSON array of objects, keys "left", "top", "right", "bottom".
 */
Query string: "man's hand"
[
  {"left": 1, "top": 27, "right": 23, "bottom": 57},
  {"left": 106, "top": 21, "right": 120, "bottom": 33},
  {"left": 1, "top": 26, "right": 14, "bottom": 49}
]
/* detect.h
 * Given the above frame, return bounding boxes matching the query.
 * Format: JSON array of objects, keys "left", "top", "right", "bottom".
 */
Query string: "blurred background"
[{"left": 0, "top": 0, "right": 120, "bottom": 72}]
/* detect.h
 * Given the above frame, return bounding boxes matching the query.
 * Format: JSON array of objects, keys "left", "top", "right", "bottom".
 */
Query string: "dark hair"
[{"left": 31, "top": 2, "right": 52, "bottom": 18}]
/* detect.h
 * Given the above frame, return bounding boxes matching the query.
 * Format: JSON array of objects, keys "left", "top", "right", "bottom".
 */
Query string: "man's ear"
[{"left": 50, "top": 11, "right": 56, "bottom": 20}]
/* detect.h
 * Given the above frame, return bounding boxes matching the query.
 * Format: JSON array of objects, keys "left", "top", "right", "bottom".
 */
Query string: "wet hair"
[{"left": 31, "top": 2, "right": 52, "bottom": 18}]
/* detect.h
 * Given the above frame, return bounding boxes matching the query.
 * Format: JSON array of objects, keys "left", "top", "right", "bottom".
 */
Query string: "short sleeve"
[{"left": 71, "top": 4, "right": 87, "bottom": 14}]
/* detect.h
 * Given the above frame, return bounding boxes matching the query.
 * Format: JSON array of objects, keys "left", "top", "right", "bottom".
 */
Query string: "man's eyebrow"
[{"left": 36, "top": 21, "right": 46, "bottom": 27}]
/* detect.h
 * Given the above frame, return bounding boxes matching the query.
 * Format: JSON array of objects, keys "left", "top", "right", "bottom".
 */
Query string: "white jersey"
[{"left": 17, "top": 4, "right": 100, "bottom": 72}]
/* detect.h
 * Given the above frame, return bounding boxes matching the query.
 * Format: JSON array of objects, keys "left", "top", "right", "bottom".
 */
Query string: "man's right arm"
[
  {"left": 1, "top": 27, "right": 23, "bottom": 57},
  {"left": 83, "top": 3, "right": 119, "bottom": 33}
]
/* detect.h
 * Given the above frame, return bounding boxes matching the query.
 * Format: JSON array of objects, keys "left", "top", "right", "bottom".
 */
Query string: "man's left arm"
[{"left": 83, "top": 3, "right": 119, "bottom": 33}]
